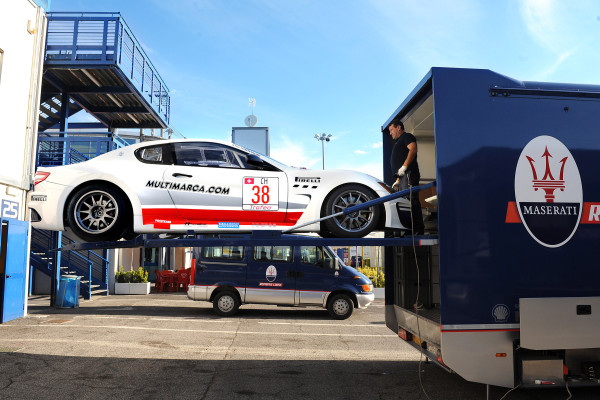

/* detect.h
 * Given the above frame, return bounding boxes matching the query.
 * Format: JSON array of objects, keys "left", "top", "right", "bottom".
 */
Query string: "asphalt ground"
[{"left": 0, "top": 293, "right": 599, "bottom": 400}]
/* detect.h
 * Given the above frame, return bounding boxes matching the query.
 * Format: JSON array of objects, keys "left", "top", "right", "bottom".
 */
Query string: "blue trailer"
[{"left": 382, "top": 68, "right": 600, "bottom": 388}]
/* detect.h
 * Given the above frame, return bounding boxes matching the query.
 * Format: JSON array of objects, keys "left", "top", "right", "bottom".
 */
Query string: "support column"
[{"left": 51, "top": 92, "right": 70, "bottom": 306}]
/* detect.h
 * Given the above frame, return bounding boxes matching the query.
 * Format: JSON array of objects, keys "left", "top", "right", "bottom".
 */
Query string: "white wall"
[
  {"left": 0, "top": 0, "right": 46, "bottom": 197},
  {"left": 0, "top": 0, "right": 47, "bottom": 312}
]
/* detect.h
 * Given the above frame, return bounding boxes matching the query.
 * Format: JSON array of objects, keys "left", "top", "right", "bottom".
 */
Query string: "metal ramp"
[{"left": 41, "top": 12, "right": 170, "bottom": 130}]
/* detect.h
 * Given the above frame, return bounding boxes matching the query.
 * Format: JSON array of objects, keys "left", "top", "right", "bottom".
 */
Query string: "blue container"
[{"left": 56, "top": 275, "right": 80, "bottom": 308}]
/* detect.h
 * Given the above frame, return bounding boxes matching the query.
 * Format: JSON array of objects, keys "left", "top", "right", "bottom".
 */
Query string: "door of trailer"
[{"left": 0, "top": 219, "right": 29, "bottom": 323}]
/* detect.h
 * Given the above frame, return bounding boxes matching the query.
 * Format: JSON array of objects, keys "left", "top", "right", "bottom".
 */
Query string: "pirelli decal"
[{"left": 146, "top": 180, "right": 230, "bottom": 195}]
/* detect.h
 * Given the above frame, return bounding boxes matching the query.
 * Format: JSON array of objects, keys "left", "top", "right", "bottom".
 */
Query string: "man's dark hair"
[{"left": 390, "top": 118, "right": 404, "bottom": 130}]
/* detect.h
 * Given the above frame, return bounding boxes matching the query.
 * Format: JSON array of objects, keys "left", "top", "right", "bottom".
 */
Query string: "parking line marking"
[
  {"left": 257, "top": 322, "right": 386, "bottom": 327},
  {"left": 0, "top": 324, "right": 397, "bottom": 337},
  {"left": 29, "top": 315, "right": 388, "bottom": 327}
]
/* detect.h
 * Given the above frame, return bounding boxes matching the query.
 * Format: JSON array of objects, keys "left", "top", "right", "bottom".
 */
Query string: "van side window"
[
  {"left": 202, "top": 246, "right": 244, "bottom": 261},
  {"left": 252, "top": 246, "right": 293, "bottom": 263},
  {"left": 300, "top": 246, "right": 335, "bottom": 270}
]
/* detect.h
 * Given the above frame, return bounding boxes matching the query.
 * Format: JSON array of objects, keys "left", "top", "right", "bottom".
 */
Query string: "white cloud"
[
  {"left": 372, "top": 142, "right": 383, "bottom": 149},
  {"left": 535, "top": 50, "right": 574, "bottom": 81},
  {"left": 518, "top": 0, "right": 594, "bottom": 79},
  {"left": 354, "top": 150, "right": 367, "bottom": 155},
  {"left": 270, "top": 137, "right": 321, "bottom": 169},
  {"left": 520, "top": 0, "right": 560, "bottom": 51},
  {"left": 367, "top": 0, "right": 483, "bottom": 71},
  {"left": 335, "top": 160, "right": 384, "bottom": 181}
]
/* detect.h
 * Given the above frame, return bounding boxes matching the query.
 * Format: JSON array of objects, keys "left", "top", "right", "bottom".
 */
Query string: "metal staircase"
[
  {"left": 30, "top": 11, "right": 172, "bottom": 301},
  {"left": 38, "top": 95, "right": 83, "bottom": 132},
  {"left": 30, "top": 229, "right": 110, "bottom": 298}
]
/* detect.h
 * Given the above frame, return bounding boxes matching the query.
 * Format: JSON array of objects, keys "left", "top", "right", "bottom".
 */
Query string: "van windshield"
[{"left": 300, "top": 246, "right": 335, "bottom": 269}]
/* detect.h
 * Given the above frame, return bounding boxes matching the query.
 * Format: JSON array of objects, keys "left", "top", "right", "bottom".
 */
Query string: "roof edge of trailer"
[
  {"left": 382, "top": 67, "right": 600, "bottom": 131},
  {"left": 381, "top": 69, "right": 433, "bottom": 132}
]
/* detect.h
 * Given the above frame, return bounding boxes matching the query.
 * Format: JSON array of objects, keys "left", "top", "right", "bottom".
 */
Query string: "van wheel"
[
  {"left": 213, "top": 291, "right": 240, "bottom": 317},
  {"left": 327, "top": 294, "right": 354, "bottom": 320}
]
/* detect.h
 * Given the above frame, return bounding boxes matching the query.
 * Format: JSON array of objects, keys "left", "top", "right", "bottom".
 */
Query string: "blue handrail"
[{"left": 37, "top": 131, "right": 129, "bottom": 166}]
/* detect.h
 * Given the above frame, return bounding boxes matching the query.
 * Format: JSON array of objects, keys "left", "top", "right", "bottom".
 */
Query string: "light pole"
[{"left": 314, "top": 133, "right": 332, "bottom": 169}]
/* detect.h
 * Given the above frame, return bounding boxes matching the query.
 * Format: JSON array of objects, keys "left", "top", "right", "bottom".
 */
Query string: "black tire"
[
  {"left": 327, "top": 293, "right": 354, "bottom": 320},
  {"left": 321, "top": 184, "right": 381, "bottom": 238},
  {"left": 66, "top": 184, "right": 130, "bottom": 242},
  {"left": 213, "top": 290, "right": 240, "bottom": 317},
  {"left": 122, "top": 228, "right": 139, "bottom": 241}
]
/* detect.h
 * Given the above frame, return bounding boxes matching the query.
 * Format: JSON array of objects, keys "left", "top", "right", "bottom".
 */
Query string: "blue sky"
[{"left": 49, "top": 0, "right": 600, "bottom": 180}]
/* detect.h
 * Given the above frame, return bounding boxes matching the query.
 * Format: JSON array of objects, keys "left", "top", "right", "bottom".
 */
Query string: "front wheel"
[
  {"left": 66, "top": 184, "right": 130, "bottom": 242},
  {"left": 213, "top": 291, "right": 240, "bottom": 317},
  {"left": 327, "top": 294, "right": 354, "bottom": 320},
  {"left": 321, "top": 184, "right": 380, "bottom": 238}
]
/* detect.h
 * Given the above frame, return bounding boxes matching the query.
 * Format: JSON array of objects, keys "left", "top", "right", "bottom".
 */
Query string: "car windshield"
[{"left": 226, "top": 142, "right": 290, "bottom": 170}]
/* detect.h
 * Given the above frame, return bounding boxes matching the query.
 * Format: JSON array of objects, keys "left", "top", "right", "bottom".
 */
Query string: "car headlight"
[{"left": 361, "top": 284, "right": 373, "bottom": 292}]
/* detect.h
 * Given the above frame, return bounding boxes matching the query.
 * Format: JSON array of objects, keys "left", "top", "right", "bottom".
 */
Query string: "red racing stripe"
[{"left": 142, "top": 208, "right": 304, "bottom": 227}]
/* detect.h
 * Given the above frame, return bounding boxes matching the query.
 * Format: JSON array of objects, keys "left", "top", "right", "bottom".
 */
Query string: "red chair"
[
  {"left": 156, "top": 270, "right": 175, "bottom": 292},
  {"left": 176, "top": 268, "right": 191, "bottom": 292},
  {"left": 163, "top": 270, "right": 177, "bottom": 292},
  {"left": 154, "top": 269, "right": 166, "bottom": 292}
]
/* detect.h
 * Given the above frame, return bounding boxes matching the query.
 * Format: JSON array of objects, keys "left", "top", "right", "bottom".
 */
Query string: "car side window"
[
  {"left": 174, "top": 143, "right": 242, "bottom": 168},
  {"left": 135, "top": 144, "right": 168, "bottom": 164},
  {"left": 201, "top": 246, "right": 244, "bottom": 261},
  {"left": 252, "top": 246, "right": 293, "bottom": 263},
  {"left": 300, "top": 246, "right": 335, "bottom": 270}
]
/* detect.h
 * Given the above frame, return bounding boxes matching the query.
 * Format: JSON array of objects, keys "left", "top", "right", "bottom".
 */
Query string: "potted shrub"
[{"left": 115, "top": 267, "right": 150, "bottom": 295}]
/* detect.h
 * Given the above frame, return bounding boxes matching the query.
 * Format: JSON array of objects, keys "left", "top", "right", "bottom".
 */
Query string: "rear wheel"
[
  {"left": 66, "top": 184, "right": 130, "bottom": 242},
  {"left": 321, "top": 184, "right": 380, "bottom": 238},
  {"left": 213, "top": 290, "right": 240, "bottom": 317},
  {"left": 327, "top": 293, "right": 354, "bottom": 320}
]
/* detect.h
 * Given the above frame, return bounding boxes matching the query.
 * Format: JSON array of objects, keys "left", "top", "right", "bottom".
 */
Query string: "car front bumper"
[{"left": 356, "top": 292, "right": 375, "bottom": 308}]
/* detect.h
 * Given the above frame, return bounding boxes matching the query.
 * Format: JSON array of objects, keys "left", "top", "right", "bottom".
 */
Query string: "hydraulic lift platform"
[
  {"left": 57, "top": 182, "right": 437, "bottom": 251},
  {"left": 58, "top": 230, "right": 438, "bottom": 251}
]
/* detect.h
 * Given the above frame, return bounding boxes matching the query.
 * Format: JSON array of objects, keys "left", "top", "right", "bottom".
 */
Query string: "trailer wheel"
[
  {"left": 66, "top": 184, "right": 130, "bottom": 242},
  {"left": 213, "top": 291, "right": 240, "bottom": 317},
  {"left": 321, "top": 184, "right": 380, "bottom": 238},
  {"left": 327, "top": 294, "right": 354, "bottom": 320}
]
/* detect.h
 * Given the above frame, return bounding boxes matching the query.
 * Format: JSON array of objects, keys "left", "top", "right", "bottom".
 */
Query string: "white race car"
[{"left": 28, "top": 139, "right": 408, "bottom": 242}]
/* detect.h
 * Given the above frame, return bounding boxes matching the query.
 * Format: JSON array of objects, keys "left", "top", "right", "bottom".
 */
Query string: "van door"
[
  {"left": 245, "top": 246, "right": 295, "bottom": 305},
  {"left": 196, "top": 246, "right": 247, "bottom": 301},
  {"left": 296, "top": 246, "right": 339, "bottom": 305}
]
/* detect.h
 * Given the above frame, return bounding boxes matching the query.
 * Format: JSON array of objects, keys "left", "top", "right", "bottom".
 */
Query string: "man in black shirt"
[{"left": 388, "top": 118, "right": 424, "bottom": 235}]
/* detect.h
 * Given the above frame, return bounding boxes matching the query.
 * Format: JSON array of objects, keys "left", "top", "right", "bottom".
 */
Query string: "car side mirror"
[{"left": 246, "top": 154, "right": 265, "bottom": 168}]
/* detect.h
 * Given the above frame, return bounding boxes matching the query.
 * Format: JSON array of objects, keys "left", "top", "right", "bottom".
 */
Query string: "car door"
[
  {"left": 296, "top": 246, "right": 340, "bottom": 305},
  {"left": 245, "top": 245, "right": 296, "bottom": 305},
  {"left": 125, "top": 143, "right": 181, "bottom": 228},
  {"left": 163, "top": 142, "right": 289, "bottom": 228}
]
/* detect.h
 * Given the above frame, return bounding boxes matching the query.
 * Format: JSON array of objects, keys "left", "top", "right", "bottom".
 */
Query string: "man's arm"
[{"left": 404, "top": 142, "right": 418, "bottom": 167}]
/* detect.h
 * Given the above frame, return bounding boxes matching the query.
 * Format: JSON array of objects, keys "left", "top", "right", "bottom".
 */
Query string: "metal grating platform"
[{"left": 42, "top": 12, "right": 170, "bottom": 129}]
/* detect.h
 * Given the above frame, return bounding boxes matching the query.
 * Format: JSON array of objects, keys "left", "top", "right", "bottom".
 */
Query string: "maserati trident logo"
[{"left": 515, "top": 136, "right": 582, "bottom": 248}]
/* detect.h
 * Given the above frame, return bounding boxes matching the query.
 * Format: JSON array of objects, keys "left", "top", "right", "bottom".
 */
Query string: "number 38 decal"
[
  {"left": 251, "top": 185, "right": 270, "bottom": 204},
  {"left": 243, "top": 177, "right": 279, "bottom": 211}
]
